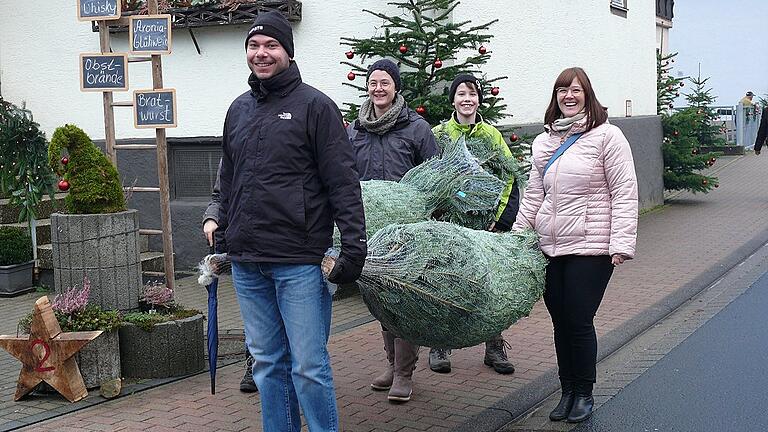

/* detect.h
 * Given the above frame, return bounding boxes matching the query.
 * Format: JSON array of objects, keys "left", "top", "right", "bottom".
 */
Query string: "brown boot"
[
  {"left": 371, "top": 331, "right": 396, "bottom": 390},
  {"left": 388, "top": 338, "right": 419, "bottom": 402},
  {"left": 484, "top": 334, "right": 515, "bottom": 375}
]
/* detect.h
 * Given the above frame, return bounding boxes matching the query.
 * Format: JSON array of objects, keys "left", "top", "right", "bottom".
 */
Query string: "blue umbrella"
[{"left": 205, "top": 272, "right": 219, "bottom": 395}]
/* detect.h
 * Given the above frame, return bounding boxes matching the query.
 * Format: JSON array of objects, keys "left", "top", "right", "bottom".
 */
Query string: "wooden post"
[
  {"left": 148, "top": 0, "right": 175, "bottom": 289},
  {"left": 98, "top": 23, "right": 117, "bottom": 165}
]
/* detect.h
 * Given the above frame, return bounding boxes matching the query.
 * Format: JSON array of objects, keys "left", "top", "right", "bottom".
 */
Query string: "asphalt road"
[{"left": 572, "top": 272, "right": 768, "bottom": 432}]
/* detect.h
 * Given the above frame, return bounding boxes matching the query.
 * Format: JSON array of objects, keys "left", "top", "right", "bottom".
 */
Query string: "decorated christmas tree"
[
  {"left": 0, "top": 98, "right": 58, "bottom": 228},
  {"left": 656, "top": 54, "right": 719, "bottom": 193},
  {"left": 340, "top": 0, "right": 508, "bottom": 126},
  {"left": 684, "top": 73, "right": 727, "bottom": 149}
]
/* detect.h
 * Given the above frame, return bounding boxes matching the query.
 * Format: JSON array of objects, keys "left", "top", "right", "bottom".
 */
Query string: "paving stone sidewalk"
[{"left": 3, "top": 153, "right": 767, "bottom": 431}]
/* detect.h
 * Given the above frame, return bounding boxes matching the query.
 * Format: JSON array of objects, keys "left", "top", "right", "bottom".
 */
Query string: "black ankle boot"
[
  {"left": 549, "top": 380, "right": 575, "bottom": 421},
  {"left": 566, "top": 381, "right": 593, "bottom": 423}
]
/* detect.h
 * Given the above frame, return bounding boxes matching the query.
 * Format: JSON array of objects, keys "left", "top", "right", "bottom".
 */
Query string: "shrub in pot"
[
  {"left": 47, "top": 125, "right": 142, "bottom": 311},
  {"left": 0, "top": 227, "right": 34, "bottom": 296}
]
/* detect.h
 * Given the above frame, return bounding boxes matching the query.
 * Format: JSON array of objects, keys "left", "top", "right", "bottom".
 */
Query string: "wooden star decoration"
[{"left": 0, "top": 296, "right": 102, "bottom": 402}]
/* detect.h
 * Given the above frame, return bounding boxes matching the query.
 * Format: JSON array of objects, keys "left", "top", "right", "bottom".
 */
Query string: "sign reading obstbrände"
[
  {"left": 134, "top": 89, "right": 177, "bottom": 128},
  {"left": 77, "top": 0, "right": 121, "bottom": 21},
  {"left": 129, "top": 15, "right": 172, "bottom": 55},
  {"left": 79, "top": 53, "right": 129, "bottom": 92}
]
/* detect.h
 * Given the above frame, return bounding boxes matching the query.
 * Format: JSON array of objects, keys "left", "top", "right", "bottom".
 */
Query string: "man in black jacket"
[
  {"left": 755, "top": 106, "right": 767, "bottom": 155},
  {"left": 217, "top": 11, "right": 366, "bottom": 432}
]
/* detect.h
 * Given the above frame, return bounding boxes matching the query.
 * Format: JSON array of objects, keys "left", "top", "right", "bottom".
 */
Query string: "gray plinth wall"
[
  {"left": 119, "top": 314, "right": 205, "bottom": 379},
  {"left": 50, "top": 210, "right": 142, "bottom": 311}
]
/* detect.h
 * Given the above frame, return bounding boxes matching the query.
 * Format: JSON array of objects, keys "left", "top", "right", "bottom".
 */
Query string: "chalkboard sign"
[
  {"left": 129, "top": 15, "right": 172, "bottom": 55},
  {"left": 134, "top": 89, "right": 177, "bottom": 129},
  {"left": 77, "top": 0, "right": 121, "bottom": 21},
  {"left": 79, "top": 53, "right": 129, "bottom": 92}
]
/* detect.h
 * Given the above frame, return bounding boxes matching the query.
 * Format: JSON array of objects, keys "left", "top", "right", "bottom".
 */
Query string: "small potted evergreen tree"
[
  {"left": 0, "top": 227, "right": 34, "bottom": 296},
  {"left": 48, "top": 125, "right": 142, "bottom": 311}
]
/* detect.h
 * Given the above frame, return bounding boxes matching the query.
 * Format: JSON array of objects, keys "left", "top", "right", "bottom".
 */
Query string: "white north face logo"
[{"left": 278, "top": 112, "right": 292, "bottom": 120}]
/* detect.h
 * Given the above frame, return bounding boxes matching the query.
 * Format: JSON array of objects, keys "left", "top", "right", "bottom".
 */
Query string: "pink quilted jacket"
[{"left": 512, "top": 120, "right": 638, "bottom": 258}]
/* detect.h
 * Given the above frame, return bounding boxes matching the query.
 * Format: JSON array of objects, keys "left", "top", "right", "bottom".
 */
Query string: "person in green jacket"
[{"left": 429, "top": 73, "right": 520, "bottom": 375}]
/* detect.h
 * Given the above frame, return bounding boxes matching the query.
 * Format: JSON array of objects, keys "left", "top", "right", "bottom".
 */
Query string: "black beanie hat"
[
  {"left": 244, "top": 11, "right": 295, "bottom": 58},
  {"left": 366, "top": 59, "right": 401, "bottom": 92},
  {"left": 449, "top": 74, "right": 483, "bottom": 104}
]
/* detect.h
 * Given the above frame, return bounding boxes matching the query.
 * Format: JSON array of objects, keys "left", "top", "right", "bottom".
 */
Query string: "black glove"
[{"left": 327, "top": 254, "right": 364, "bottom": 285}]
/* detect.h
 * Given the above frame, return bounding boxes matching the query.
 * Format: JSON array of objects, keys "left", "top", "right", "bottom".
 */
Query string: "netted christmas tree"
[
  {"left": 340, "top": 0, "right": 508, "bottom": 126},
  {"left": 657, "top": 53, "right": 719, "bottom": 193},
  {"left": 0, "top": 98, "right": 58, "bottom": 230}
]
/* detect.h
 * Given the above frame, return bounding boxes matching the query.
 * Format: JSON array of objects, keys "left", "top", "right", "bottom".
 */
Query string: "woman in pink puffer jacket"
[{"left": 512, "top": 67, "right": 638, "bottom": 423}]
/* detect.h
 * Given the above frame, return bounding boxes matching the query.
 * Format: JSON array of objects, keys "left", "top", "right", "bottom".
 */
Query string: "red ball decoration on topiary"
[
  {"left": 478, "top": 45, "right": 487, "bottom": 55},
  {"left": 399, "top": 44, "right": 408, "bottom": 54},
  {"left": 61, "top": 156, "right": 69, "bottom": 165},
  {"left": 347, "top": 72, "right": 356, "bottom": 81},
  {"left": 415, "top": 105, "right": 426, "bottom": 115},
  {"left": 491, "top": 87, "right": 500, "bottom": 96},
  {"left": 510, "top": 133, "right": 519, "bottom": 142},
  {"left": 434, "top": 58, "right": 443, "bottom": 68},
  {"left": 345, "top": 50, "right": 354, "bottom": 59},
  {"left": 702, "top": 179, "right": 708, "bottom": 185},
  {"left": 58, "top": 179, "right": 70, "bottom": 191}
]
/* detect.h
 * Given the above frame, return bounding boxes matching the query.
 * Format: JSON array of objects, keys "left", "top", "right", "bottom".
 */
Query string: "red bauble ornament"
[
  {"left": 345, "top": 50, "right": 354, "bottom": 59},
  {"left": 478, "top": 45, "right": 487, "bottom": 55},
  {"left": 434, "top": 58, "right": 443, "bottom": 68},
  {"left": 692, "top": 148, "right": 699, "bottom": 155},
  {"left": 679, "top": 82, "right": 684, "bottom": 87},
  {"left": 61, "top": 156, "right": 69, "bottom": 165},
  {"left": 399, "top": 44, "right": 408, "bottom": 54},
  {"left": 415, "top": 105, "right": 426, "bottom": 115},
  {"left": 347, "top": 72, "right": 356, "bottom": 81},
  {"left": 491, "top": 87, "right": 500, "bottom": 96},
  {"left": 702, "top": 179, "right": 708, "bottom": 185},
  {"left": 510, "top": 133, "right": 519, "bottom": 142},
  {"left": 343, "top": 121, "right": 350, "bottom": 128},
  {"left": 58, "top": 180, "right": 70, "bottom": 192},
  {"left": 673, "top": 130, "right": 679, "bottom": 136},
  {"left": 714, "top": 183, "right": 719, "bottom": 188}
]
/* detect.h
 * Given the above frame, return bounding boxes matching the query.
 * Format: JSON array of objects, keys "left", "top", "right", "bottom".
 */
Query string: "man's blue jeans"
[{"left": 231, "top": 261, "right": 338, "bottom": 432}]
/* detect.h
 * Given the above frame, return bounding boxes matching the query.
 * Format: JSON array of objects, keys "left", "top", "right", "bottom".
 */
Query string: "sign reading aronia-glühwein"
[
  {"left": 133, "top": 89, "right": 177, "bottom": 129},
  {"left": 129, "top": 15, "right": 172, "bottom": 55}
]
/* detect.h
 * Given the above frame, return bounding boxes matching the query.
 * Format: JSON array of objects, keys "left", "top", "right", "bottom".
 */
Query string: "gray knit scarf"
[
  {"left": 550, "top": 111, "right": 586, "bottom": 132},
  {"left": 358, "top": 93, "right": 406, "bottom": 135}
]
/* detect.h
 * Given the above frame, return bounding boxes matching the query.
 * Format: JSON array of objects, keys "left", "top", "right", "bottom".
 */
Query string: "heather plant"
[
  {"left": 141, "top": 280, "right": 174, "bottom": 310},
  {"left": 51, "top": 276, "right": 91, "bottom": 315},
  {"left": 19, "top": 276, "right": 122, "bottom": 333}
]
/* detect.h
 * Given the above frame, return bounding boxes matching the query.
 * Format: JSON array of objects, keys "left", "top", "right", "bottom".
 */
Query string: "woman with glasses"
[
  {"left": 346, "top": 59, "right": 439, "bottom": 402},
  {"left": 512, "top": 67, "right": 638, "bottom": 423}
]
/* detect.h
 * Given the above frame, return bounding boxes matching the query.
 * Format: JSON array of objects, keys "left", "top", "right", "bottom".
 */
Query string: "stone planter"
[
  {"left": 119, "top": 314, "right": 205, "bottom": 379},
  {"left": 75, "top": 330, "right": 121, "bottom": 389},
  {"left": 0, "top": 260, "right": 34, "bottom": 297},
  {"left": 50, "top": 210, "right": 142, "bottom": 311}
]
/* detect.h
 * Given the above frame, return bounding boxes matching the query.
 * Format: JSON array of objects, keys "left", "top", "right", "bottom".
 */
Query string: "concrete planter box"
[
  {"left": 50, "top": 210, "right": 142, "bottom": 311},
  {"left": 119, "top": 314, "right": 205, "bottom": 379},
  {"left": 0, "top": 260, "right": 34, "bottom": 297},
  {"left": 76, "top": 330, "right": 121, "bottom": 389}
]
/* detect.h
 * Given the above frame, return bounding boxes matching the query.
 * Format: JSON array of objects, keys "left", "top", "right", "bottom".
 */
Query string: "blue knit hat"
[{"left": 366, "top": 59, "right": 401, "bottom": 92}]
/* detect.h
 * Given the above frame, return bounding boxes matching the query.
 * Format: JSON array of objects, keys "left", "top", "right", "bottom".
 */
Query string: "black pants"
[{"left": 544, "top": 254, "right": 614, "bottom": 384}]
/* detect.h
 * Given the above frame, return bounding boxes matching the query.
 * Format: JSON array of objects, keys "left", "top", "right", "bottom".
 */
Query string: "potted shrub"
[
  {"left": 19, "top": 277, "right": 122, "bottom": 389},
  {"left": 0, "top": 227, "right": 35, "bottom": 296},
  {"left": 119, "top": 282, "right": 205, "bottom": 378},
  {"left": 48, "top": 125, "right": 142, "bottom": 311}
]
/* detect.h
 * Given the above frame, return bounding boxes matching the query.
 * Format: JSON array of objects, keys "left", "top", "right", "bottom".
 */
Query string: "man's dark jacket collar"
[{"left": 248, "top": 61, "right": 302, "bottom": 100}]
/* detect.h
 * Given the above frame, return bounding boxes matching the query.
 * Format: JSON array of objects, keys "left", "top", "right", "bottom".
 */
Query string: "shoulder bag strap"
[{"left": 542, "top": 132, "right": 583, "bottom": 177}]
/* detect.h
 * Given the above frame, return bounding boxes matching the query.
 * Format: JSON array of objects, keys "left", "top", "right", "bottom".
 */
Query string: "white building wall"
[{"left": 0, "top": 0, "right": 657, "bottom": 140}]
